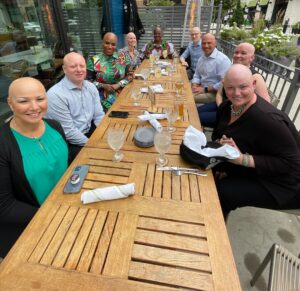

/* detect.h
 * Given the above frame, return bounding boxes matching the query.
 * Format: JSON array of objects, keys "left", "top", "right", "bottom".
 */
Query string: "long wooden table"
[{"left": 0, "top": 60, "right": 241, "bottom": 290}]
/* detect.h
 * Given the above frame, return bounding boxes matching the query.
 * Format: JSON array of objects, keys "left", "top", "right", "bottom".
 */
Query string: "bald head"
[
  {"left": 153, "top": 26, "right": 162, "bottom": 44},
  {"left": 238, "top": 43, "right": 255, "bottom": 54},
  {"left": 126, "top": 32, "right": 137, "bottom": 48},
  {"left": 103, "top": 32, "right": 117, "bottom": 42},
  {"left": 63, "top": 52, "right": 85, "bottom": 67},
  {"left": 8, "top": 77, "right": 45, "bottom": 101},
  {"left": 63, "top": 52, "right": 86, "bottom": 86},
  {"left": 233, "top": 42, "right": 255, "bottom": 66},
  {"left": 103, "top": 32, "right": 117, "bottom": 56},
  {"left": 8, "top": 77, "right": 48, "bottom": 124},
  {"left": 201, "top": 33, "right": 216, "bottom": 56},
  {"left": 224, "top": 64, "right": 253, "bottom": 84},
  {"left": 223, "top": 64, "right": 256, "bottom": 106},
  {"left": 190, "top": 27, "right": 201, "bottom": 44}
]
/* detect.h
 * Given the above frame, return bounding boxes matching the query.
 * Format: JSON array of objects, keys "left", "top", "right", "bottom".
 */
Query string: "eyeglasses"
[{"left": 190, "top": 33, "right": 200, "bottom": 36}]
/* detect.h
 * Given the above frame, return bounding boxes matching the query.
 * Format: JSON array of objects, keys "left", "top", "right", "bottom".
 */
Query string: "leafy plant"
[
  {"left": 220, "top": 23, "right": 250, "bottom": 41},
  {"left": 148, "top": 0, "right": 175, "bottom": 6},
  {"left": 292, "top": 22, "right": 300, "bottom": 29},
  {"left": 220, "top": 24, "right": 300, "bottom": 60},
  {"left": 229, "top": 0, "right": 244, "bottom": 27}
]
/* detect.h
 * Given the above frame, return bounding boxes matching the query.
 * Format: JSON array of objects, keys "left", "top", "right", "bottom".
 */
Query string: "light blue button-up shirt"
[
  {"left": 180, "top": 40, "right": 202, "bottom": 72},
  {"left": 191, "top": 48, "right": 231, "bottom": 90},
  {"left": 46, "top": 76, "right": 105, "bottom": 146}
]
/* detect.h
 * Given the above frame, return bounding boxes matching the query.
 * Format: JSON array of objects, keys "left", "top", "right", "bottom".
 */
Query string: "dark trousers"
[
  {"left": 198, "top": 102, "right": 218, "bottom": 127},
  {"left": 68, "top": 123, "right": 96, "bottom": 163},
  {"left": 186, "top": 68, "right": 194, "bottom": 80}
]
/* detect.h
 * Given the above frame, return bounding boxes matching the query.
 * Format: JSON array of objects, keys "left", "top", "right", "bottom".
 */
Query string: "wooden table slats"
[{"left": 0, "top": 59, "right": 241, "bottom": 290}]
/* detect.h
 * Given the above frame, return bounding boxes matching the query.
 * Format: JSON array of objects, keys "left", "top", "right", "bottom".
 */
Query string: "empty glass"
[
  {"left": 131, "top": 86, "right": 142, "bottom": 106},
  {"left": 140, "top": 68, "right": 150, "bottom": 86},
  {"left": 154, "top": 129, "right": 172, "bottom": 166},
  {"left": 107, "top": 128, "right": 125, "bottom": 162},
  {"left": 166, "top": 106, "right": 179, "bottom": 132}
]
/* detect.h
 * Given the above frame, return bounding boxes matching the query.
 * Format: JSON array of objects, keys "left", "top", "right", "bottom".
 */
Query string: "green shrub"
[{"left": 148, "top": 0, "right": 175, "bottom": 6}]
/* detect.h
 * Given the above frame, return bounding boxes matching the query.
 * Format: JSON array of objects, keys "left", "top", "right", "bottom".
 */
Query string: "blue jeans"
[{"left": 198, "top": 102, "right": 217, "bottom": 127}]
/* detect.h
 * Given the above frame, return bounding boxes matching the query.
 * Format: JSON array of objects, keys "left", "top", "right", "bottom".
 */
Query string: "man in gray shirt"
[{"left": 46, "top": 52, "right": 104, "bottom": 161}]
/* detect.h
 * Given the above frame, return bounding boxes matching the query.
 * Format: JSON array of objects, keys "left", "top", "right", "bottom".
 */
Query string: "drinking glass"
[
  {"left": 162, "top": 49, "right": 168, "bottom": 59},
  {"left": 148, "top": 87, "right": 156, "bottom": 111},
  {"left": 154, "top": 129, "right": 172, "bottom": 166},
  {"left": 175, "top": 80, "right": 184, "bottom": 97},
  {"left": 131, "top": 86, "right": 141, "bottom": 106},
  {"left": 107, "top": 128, "right": 125, "bottom": 162},
  {"left": 166, "top": 106, "right": 178, "bottom": 132},
  {"left": 149, "top": 53, "right": 155, "bottom": 68},
  {"left": 154, "top": 66, "right": 161, "bottom": 78},
  {"left": 140, "top": 68, "right": 150, "bottom": 86}
]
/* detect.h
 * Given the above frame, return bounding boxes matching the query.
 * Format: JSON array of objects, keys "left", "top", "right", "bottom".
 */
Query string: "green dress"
[
  {"left": 87, "top": 51, "right": 131, "bottom": 112},
  {"left": 12, "top": 121, "right": 68, "bottom": 205}
]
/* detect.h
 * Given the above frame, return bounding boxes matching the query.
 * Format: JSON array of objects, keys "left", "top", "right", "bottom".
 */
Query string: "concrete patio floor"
[{"left": 226, "top": 207, "right": 300, "bottom": 291}]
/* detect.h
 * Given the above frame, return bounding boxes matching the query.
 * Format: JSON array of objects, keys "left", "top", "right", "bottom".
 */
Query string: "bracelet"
[
  {"left": 95, "top": 82, "right": 103, "bottom": 89},
  {"left": 241, "top": 153, "right": 251, "bottom": 167}
]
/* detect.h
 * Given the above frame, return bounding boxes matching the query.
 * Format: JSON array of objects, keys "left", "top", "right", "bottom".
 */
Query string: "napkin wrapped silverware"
[
  {"left": 138, "top": 111, "right": 163, "bottom": 132},
  {"left": 81, "top": 183, "right": 135, "bottom": 204},
  {"left": 149, "top": 84, "right": 164, "bottom": 93},
  {"left": 138, "top": 111, "right": 166, "bottom": 121},
  {"left": 157, "top": 166, "right": 199, "bottom": 172}
]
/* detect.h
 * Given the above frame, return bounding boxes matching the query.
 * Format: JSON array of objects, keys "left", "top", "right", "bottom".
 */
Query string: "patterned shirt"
[
  {"left": 140, "top": 40, "right": 175, "bottom": 59},
  {"left": 87, "top": 51, "right": 131, "bottom": 111},
  {"left": 180, "top": 41, "right": 202, "bottom": 72},
  {"left": 119, "top": 46, "right": 141, "bottom": 68}
]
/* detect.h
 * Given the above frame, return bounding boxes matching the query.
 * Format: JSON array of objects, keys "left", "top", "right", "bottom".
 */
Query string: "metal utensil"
[
  {"left": 173, "top": 170, "right": 207, "bottom": 177},
  {"left": 157, "top": 166, "right": 199, "bottom": 172}
]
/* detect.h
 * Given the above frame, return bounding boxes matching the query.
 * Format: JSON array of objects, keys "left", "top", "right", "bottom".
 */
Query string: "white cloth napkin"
[
  {"left": 134, "top": 73, "right": 146, "bottom": 80},
  {"left": 138, "top": 111, "right": 163, "bottom": 132},
  {"left": 81, "top": 183, "right": 135, "bottom": 204},
  {"left": 141, "top": 87, "right": 148, "bottom": 93},
  {"left": 149, "top": 84, "right": 164, "bottom": 93},
  {"left": 183, "top": 125, "right": 240, "bottom": 159},
  {"left": 161, "top": 69, "right": 168, "bottom": 76},
  {"left": 148, "top": 118, "right": 162, "bottom": 132},
  {"left": 157, "top": 61, "right": 171, "bottom": 67},
  {"left": 138, "top": 111, "right": 167, "bottom": 121}
]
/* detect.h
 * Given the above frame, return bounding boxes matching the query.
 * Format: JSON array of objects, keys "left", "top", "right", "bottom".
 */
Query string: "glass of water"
[
  {"left": 166, "top": 105, "right": 179, "bottom": 132},
  {"left": 131, "top": 86, "right": 141, "bottom": 106},
  {"left": 107, "top": 128, "right": 125, "bottom": 162},
  {"left": 154, "top": 129, "right": 172, "bottom": 166}
]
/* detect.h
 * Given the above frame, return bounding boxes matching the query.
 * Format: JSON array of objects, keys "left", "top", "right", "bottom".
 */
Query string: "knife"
[{"left": 157, "top": 166, "right": 200, "bottom": 172}]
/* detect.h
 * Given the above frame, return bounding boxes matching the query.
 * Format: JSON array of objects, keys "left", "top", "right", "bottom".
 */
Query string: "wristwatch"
[{"left": 204, "top": 86, "right": 208, "bottom": 93}]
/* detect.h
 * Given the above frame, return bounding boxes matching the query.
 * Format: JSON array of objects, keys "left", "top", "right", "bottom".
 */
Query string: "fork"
[{"left": 173, "top": 170, "right": 207, "bottom": 177}]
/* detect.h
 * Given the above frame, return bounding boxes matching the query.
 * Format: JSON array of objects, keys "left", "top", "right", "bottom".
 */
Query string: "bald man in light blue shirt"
[
  {"left": 192, "top": 33, "right": 231, "bottom": 104},
  {"left": 46, "top": 52, "right": 104, "bottom": 161}
]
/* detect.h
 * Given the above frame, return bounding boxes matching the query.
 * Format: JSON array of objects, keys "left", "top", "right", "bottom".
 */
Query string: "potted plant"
[{"left": 292, "top": 22, "right": 300, "bottom": 34}]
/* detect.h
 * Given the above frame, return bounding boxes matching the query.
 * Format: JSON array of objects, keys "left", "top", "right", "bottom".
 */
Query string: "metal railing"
[{"left": 218, "top": 39, "right": 300, "bottom": 130}]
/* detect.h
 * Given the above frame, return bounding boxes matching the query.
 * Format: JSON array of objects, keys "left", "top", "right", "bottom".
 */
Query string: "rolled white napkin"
[
  {"left": 148, "top": 118, "right": 162, "bottom": 132},
  {"left": 161, "top": 69, "right": 168, "bottom": 76},
  {"left": 137, "top": 111, "right": 163, "bottom": 132},
  {"left": 141, "top": 87, "right": 148, "bottom": 93},
  {"left": 157, "top": 61, "right": 171, "bottom": 67},
  {"left": 81, "top": 183, "right": 135, "bottom": 204},
  {"left": 138, "top": 111, "right": 167, "bottom": 121},
  {"left": 183, "top": 125, "right": 240, "bottom": 159},
  {"left": 149, "top": 84, "right": 164, "bottom": 93}
]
